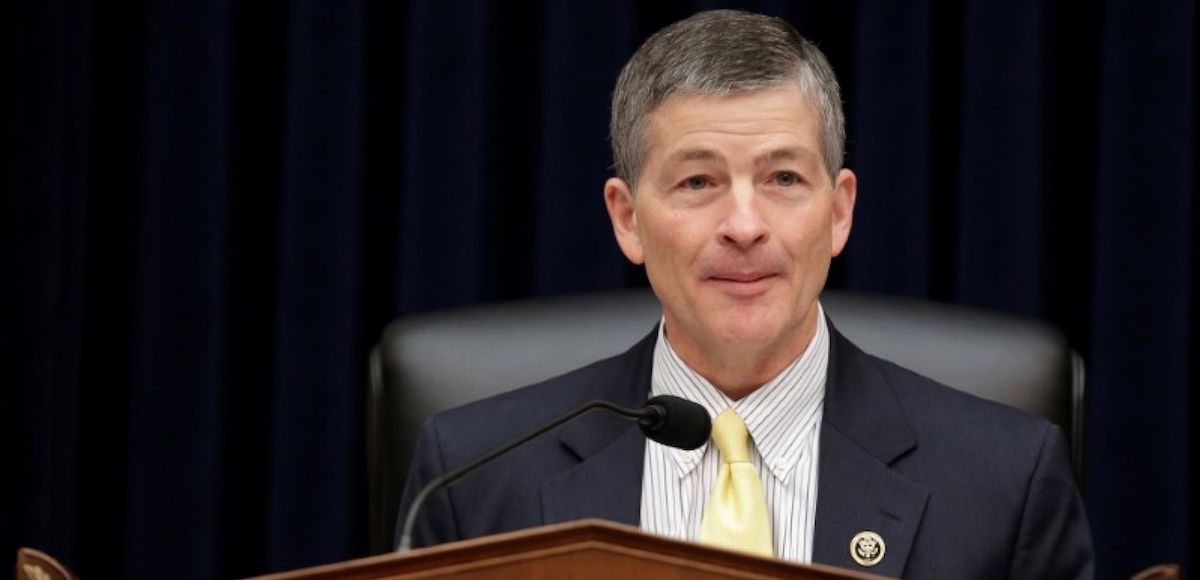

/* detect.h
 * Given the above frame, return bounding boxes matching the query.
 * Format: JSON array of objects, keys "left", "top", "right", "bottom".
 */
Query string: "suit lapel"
[
  {"left": 541, "top": 420, "right": 646, "bottom": 526},
  {"left": 812, "top": 323, "right": 929, "bottom": 577},
  {"left": 540, "top": 328, "right": 657, "bottom": 527}
]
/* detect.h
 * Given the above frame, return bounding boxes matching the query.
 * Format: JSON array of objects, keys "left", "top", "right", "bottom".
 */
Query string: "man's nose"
[{"left": 716, "top": 184, "right": 769, "bottom": 250}]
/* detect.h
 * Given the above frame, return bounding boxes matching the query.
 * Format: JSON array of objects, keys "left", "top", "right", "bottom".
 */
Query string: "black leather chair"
[{"left": 367, "top": 288, "right": 1085, "bottom": 554}]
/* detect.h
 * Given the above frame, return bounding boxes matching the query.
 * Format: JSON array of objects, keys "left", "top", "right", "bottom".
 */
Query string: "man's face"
[{"left": 605, "top": 84, "right": 856, "bottom": 364}]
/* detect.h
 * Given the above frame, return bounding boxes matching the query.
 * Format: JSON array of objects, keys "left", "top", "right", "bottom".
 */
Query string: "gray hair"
[{"left": 610, "top": 10, "right": 845, "bottom": 188}]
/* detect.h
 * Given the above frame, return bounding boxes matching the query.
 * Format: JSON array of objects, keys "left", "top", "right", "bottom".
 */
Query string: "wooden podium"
[{"left": 252, "top": 519, "right": 887, "bottom": 579}]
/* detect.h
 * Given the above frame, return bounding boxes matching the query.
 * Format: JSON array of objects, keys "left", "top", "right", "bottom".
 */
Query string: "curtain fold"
[{"left": 1088, "top": 0, "right": 1195, "bottom": 570}]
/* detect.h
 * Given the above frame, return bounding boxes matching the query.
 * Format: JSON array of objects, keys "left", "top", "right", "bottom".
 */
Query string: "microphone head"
[{"left": 639, "top": 395, "right": 711, "bottom": 450}]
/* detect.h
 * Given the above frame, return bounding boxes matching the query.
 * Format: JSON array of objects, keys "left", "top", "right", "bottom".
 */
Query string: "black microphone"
[
  {"left": 639, "top": 394, "right": 712, "bottom": 450},
  {"left": 396, "top": 395, "right": 711, "bottom": 552}
]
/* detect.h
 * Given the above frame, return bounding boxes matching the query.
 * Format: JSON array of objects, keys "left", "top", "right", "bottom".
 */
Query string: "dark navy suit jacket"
[{"left": 397, "top": 322, "right": 1094, "bottom": 578}]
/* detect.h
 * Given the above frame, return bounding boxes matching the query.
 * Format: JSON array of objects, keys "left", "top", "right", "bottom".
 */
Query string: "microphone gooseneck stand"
[{"left": 397, "top": 396, "right": 710, "bottom": 552}]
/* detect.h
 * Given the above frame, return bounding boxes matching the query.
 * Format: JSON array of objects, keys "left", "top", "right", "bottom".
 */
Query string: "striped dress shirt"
[{"left": 639, "top": 305, "right": 828, "bottom": 563}]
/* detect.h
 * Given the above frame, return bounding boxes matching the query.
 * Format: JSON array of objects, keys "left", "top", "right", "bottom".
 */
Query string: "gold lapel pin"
[{"left": 849, "top": 531, "right": 885, "bottom": 567}]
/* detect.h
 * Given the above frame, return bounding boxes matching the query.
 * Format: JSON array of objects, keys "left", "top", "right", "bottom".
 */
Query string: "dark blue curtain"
[{"left": 3, "top": 1, "right": 1195, "bottom": 578}]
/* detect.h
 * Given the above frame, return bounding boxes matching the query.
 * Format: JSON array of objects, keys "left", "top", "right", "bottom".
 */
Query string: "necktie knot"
[{"left": 711, "top": 409, "right": 752, "bottom": 463}]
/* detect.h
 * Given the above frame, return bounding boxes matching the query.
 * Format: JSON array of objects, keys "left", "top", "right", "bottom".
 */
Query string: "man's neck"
[{"left": 665, "top": 311, "right": 820, "bottom": 400}]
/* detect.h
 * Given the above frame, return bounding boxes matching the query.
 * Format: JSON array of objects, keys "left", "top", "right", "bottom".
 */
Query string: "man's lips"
[
  {"left": 705, "top": 272, "right": 779, "bottom": 296},
  {"left": 708, "top": 272, "right": 776, "bottom": 283}
]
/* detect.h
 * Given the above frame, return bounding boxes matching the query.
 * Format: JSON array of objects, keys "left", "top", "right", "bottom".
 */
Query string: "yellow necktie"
[{"left": 699, "top": 409, "right": 773, "bottom": 557}]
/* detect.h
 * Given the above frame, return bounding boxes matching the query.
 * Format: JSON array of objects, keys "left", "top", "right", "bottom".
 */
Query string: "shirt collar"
[{"left": 649, "top": 304, "right": 829, "bottom": 484}]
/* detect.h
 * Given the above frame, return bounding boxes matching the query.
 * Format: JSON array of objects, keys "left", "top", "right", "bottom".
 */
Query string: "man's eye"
[
  {"left": 682, "top": 176, "right": 710, "bottom": 190},
  {"left": 773, "top": 171, "right": 800, "bottom": 187}
]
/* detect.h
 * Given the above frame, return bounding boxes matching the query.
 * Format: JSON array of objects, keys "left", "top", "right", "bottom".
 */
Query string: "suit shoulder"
[
  {"left": 422, "top": 334, "right": 653, "bottom": 456},
  {"left": 867, "top": 351, "right": 1054, "bottom": 436},
  {"left": 440, "top": 350, "right": 630, "bottom": 419},
  {"left": 854, "top": 350, "right": 1064, "bottom": 490}
]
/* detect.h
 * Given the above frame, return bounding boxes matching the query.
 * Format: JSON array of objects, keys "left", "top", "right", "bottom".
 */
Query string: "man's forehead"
[
  {"left": 645, "top": 87, "right": 819, "bottom": 137},
  {"left": 649, "top": 83, "right": 816, "bottom": 117}
]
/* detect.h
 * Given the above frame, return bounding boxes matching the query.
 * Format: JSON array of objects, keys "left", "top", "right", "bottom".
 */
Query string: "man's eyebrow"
[
  {"left": 662, "top": 148, "right": 721, "bottom": 165},
  {"left": 753, "top": 147, "right": 815, "bottom": 166}
]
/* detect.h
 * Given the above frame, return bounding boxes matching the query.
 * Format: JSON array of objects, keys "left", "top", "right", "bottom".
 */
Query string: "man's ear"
[
  {"left": 830, "top": 168, "right": 857, "bottom": 257},
  {"left": 604, "top": 177, "right": 645, "bottom": 264}
]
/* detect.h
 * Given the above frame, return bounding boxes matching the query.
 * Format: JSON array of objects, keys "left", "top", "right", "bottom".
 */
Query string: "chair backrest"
[{"left": 367, "top": 288, "right": 1085, "bottom": 554}]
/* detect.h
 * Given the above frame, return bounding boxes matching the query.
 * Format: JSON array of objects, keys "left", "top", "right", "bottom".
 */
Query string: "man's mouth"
[
  {"left": 710, "top": 272, "right": 775, "bottom": 283},
  {"left": 706, "top": 272, "right": 778, "bottom": 296}
]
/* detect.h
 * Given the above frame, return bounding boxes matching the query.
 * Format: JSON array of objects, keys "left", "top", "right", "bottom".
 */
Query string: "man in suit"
[{"left": 398, "top": 9, "right": 1093, "bottom": 578}]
